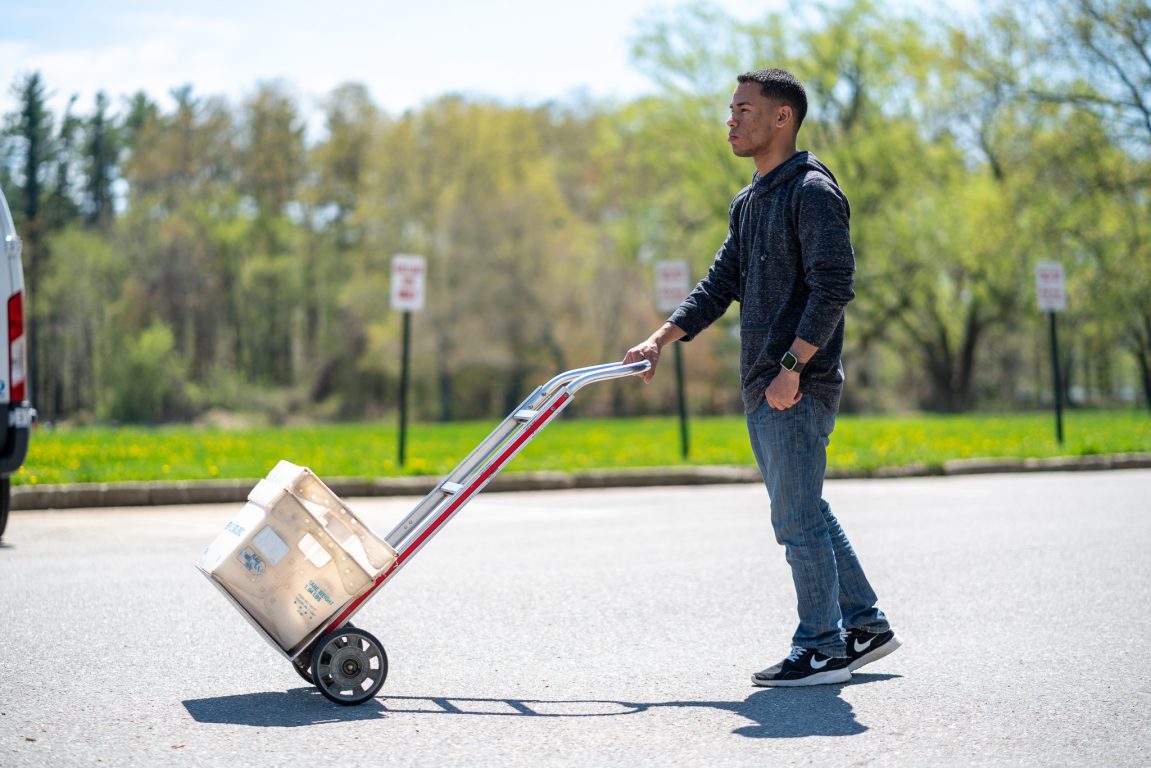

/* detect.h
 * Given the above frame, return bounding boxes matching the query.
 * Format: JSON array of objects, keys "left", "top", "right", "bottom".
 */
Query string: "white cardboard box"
[{"left": 198, "top": 461, "right": 397, "bottom": 656}]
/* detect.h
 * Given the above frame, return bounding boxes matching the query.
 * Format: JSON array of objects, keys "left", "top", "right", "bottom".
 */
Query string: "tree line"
[{"left": 2, "top": 0, "right": 1148, "bottom": 425}]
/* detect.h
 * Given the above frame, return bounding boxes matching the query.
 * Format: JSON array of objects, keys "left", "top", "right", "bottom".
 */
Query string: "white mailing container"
[{"left": 198, "top": 461, "right": 397, "bottom": 657}]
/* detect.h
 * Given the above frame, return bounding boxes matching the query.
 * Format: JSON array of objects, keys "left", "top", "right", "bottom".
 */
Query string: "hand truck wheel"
[
  {"left": 310, "top": 626, "right": 388, "bottom": 705},
  {"left": 292, "top": 622, "right": 357, "bottom": 684}
]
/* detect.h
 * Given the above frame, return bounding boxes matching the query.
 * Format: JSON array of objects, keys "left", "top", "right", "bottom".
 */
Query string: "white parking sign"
[
  {"left": 391, "top": 254, "right": 427, "bottom": 312},
  {"left": 1035, "top": 261, "right": 1067, "bottom": 312},
  {"left": 655, "top": 260, "right": 691, "bottom": 313}
]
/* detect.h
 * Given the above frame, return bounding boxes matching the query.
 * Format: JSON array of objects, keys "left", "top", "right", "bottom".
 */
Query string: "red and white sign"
[
  {"left": 1035, "top": 261, "right": 1067, "bottom": 312},
  {"left": 655, "top": 260, "right": 692, "bottom": 313},
  {"left": 391, "top": 254, "right": 427, "bottom": 312}
]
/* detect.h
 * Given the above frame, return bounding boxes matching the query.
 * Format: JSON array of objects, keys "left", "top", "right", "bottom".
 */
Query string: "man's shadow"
[
  {"left": 725, "top": 676, "right": 883, "bottom": 738},
  {"left": 183, "top": 673, "right": 897, "bottom": 737}
]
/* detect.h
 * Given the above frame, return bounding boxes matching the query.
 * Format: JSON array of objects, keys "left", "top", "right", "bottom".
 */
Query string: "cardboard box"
[{"left": 199, "top": 461, "right": 397, "bottom": 656}]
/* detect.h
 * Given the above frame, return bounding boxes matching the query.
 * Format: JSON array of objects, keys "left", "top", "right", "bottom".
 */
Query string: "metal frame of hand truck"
[{"left": 286, "top": 359, "right": 650, "bottom": 704}]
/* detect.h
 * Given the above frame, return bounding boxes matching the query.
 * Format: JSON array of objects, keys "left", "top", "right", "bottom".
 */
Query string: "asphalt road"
[{"left": 1, "top": 470, "right": 1149, "bottom": 767}]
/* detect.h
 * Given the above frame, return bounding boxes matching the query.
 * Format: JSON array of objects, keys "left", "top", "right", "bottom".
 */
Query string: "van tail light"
[{"left": 8, "top": 291, "right": 26, "bottom": 403}]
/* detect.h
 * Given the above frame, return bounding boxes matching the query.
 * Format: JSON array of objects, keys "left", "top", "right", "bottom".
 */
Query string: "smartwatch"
[{"left": 780, "top": 350, "right": 806, "bottom": 374}]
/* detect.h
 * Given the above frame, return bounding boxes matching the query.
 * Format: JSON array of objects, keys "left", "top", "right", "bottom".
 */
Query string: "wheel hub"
[{"left": 328, "top": 644, "right": 373, "bottom": 689}]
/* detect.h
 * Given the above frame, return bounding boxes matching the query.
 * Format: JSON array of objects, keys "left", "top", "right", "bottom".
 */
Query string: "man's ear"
[{"left": 775, "top": 104, "right": 793, "bottom": 127}]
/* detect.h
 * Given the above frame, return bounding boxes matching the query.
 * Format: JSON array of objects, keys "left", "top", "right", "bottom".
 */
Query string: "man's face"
[{"left": 726, "top": 81, "right": 790, "bottom": 160}]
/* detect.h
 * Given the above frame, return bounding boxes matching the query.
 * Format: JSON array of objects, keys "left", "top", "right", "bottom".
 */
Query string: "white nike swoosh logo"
[
  {"left": 853, "top": 638, "right": 874, "bottom": 653},
  {"left": 810, "top": 657, "right": 830, "bottom": 670}
]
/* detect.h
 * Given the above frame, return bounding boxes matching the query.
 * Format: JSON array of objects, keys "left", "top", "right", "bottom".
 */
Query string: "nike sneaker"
[
  {"left": 843, "top": 627, "right": 902, "bottom": 672},
  {"left": 752, "top": 646, "right": 851, "bottom": 687}
]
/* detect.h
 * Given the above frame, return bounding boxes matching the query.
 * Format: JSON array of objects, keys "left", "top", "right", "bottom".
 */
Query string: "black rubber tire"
[
  {"left": 0, "top": 476, "right": 10, "bottom": 541},
  {"left": 309, "top": 626, "right": 388, "bottom": 706}
]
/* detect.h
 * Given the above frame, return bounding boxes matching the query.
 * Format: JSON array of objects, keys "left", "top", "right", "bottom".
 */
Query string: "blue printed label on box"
[
  {"left": 306, "top": 579, "right": 334, "bottom": 605},
  {"left": 239, "top": 547, "right": 265, "bottom": 575}
]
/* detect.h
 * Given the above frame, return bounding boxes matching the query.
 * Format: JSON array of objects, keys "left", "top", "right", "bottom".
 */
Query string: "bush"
[{"left": 101, "top": 323, "right": 192, "bottom": 423}]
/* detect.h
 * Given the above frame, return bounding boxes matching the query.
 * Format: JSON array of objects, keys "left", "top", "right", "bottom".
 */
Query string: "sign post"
[
  {"left": 391, "top": 254, "right": 427, "bottom": 466},
  {"left": 655, "top": 260, "right": 692, "bottom": 459},
  {"left": 1035, "top": 261, "right": 1067, "bottom": 445}
]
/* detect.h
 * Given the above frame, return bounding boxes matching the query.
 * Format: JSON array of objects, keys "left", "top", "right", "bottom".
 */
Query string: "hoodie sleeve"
[
  {"left": 668, "top": 198, "right": 743, "bottom": 341},
  {"left": 794, "top": 174, "right": 856, "bottom": 348}
]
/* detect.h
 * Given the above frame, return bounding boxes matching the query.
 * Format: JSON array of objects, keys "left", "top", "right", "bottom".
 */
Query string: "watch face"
[{"left": 781, "top": 351, "right": 797, "bottom": 370}]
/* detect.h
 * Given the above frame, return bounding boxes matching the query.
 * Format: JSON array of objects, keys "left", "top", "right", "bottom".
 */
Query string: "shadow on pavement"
[
  {"left": 382, "top": 672, "right": 901, "bottom": 739},
  {"left": 183, "top": 673, "right": 899, "bottom": 737},
  {"left": 183, "top": 687, "right": 386, "bottom": 726}
]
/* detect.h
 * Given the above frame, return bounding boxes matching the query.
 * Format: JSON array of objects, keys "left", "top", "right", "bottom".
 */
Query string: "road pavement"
[{"left": 1, "top": 470, "right": 1149, "bottom": 767}]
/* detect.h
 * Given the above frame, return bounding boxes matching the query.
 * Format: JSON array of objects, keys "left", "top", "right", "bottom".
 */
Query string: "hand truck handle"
[
  {"left": 331, "top": 357, "right": 653, "bottom": 632},
  {"left": 539, "top": 360, "right": 651, "bottom": 397}
]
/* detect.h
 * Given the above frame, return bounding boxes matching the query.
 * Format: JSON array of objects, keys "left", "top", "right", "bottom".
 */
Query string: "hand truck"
[{"left": 198, "top": 360, "right": 650, "bottom": 705}]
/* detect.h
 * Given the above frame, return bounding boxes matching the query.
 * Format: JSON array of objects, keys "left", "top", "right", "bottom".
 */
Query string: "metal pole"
[
  {"left": 399, "top": 311, "right": 412, "bottom": 466},
  {"left": 1049, "top": 311, "right": 1064, "bottom": 445},
  {"left": 674, "top": 343, "right": 689, "bottom": 459}
]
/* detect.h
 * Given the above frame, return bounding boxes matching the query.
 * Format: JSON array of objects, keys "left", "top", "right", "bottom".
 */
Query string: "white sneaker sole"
[
  {"left": 847, "top": 634, "right": 903, "bottom": 672},
  {"left": 752, "top": 667, "right": 852, "bottom": 687}
]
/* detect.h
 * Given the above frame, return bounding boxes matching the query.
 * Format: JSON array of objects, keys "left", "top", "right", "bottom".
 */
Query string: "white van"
[{"left": 0, "top": 185, "right": 35, "bottom": 540}]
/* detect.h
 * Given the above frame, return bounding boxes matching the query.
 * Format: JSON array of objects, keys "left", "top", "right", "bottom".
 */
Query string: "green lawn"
[{"left": 19, "top": 410, "right": 1150, "bottom": 486}]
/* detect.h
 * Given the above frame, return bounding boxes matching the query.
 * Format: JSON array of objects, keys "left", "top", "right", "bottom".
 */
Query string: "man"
[{"left": 624, "top": 68, "right": 900, "bottom": 687}]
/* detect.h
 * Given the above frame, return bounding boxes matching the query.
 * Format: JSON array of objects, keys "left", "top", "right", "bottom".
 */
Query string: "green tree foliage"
[
  {"left": 4, "top": 73, "right": 83, "bottom": 417},
  {"left": 1, "top": 0, "right": 1147, "bottom": 424},
  {"left": 354, "top": 97, "right": 585, "bottom": 419},
  {"left": 1025, "top": 0, "right": 1151, "bottom": 407},
  {"left": 33, "top": 226, "right": 124, "bottom": 418},
  {"left": 83, "top": 91, "right": 119, "bottom": 230}
]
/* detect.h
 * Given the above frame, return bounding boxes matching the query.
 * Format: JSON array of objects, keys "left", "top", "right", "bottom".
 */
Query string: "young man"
[{"left": 624, "top": 68, "right": 900, "bottom": 687}]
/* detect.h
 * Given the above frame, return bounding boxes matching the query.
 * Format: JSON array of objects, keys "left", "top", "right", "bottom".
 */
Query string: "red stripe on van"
[{"left": 7, "top": 291, "right": 24, "bottom": 403}]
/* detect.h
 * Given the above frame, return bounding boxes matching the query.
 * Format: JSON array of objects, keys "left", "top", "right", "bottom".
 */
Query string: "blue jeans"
[{"left": 746, "top": 395, "right": 889, "bottom": 657}]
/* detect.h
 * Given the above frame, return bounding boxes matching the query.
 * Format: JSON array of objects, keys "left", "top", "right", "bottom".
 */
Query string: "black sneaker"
[
  {"left": 843, "top": 627, "right": 902, "bottom": 672},
  {"left": 752, "top": 646, "right": 851, "bottom": 687}
]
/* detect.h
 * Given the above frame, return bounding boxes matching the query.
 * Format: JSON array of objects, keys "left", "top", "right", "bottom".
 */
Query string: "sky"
[{"left": 2, "top": 0, "right": 979, "bottom": 132}]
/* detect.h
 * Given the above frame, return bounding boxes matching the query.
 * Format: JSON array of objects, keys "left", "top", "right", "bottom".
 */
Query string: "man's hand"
[
  {"left": 624, "top": 322, "right": 686, "bottom": 383},
  {"left": 765, "top": 337, "right": 817, "bottom": 409},
  {"left": 624, "top": 340, "right": 662, "bottom": 383},
  {"left": 765, "top": 370, "right": 803, "bottom": 410}
]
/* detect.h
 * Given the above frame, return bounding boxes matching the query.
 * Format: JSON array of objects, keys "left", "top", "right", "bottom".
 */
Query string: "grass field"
[{"left": 18, "top": 410, "right": 1151, "bottom": 486}]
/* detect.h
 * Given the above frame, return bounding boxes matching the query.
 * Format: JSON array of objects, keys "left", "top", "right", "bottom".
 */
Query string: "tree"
[
  {"left": 35, "top": 226, "right": 125, "bottom": 417},
  {"left": 983, "top": 0, "right": 1151, "bottom": 409},
  {"left": 237, "top": 82, "right": 306, "bottom": 220},
  {"left": 83, "top": 91, "right": 119, "bottom": 230},
  {"left": 355, "top": 97, "right": 582, "bottom": 419},
  {"left": 1023, "top": 0, "right": 1151, "bottom": 152},
  {"left": 299, "top": 82, "right": 382, "bottom": 408},
  {"left": 116, "top": 86, "right": 241, "bottom": 391},
  {"left": 121, "top": 85, "right": 237, "bottom": 210}
]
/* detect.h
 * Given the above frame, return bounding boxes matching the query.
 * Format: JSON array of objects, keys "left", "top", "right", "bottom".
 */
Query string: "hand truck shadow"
[
  {"left": 183, "top": 687, "right": 387, "bottom": 727},
  {"left": 183, "top": 673, "right": 899, "bottom": 737}
]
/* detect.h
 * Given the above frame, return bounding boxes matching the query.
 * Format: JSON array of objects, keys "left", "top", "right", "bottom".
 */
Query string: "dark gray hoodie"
[{"left": 668, "top": 151, "right": 856, "bottom": 412}]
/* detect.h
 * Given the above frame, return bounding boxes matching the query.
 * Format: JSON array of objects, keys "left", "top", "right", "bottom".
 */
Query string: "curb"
[{"left": 11, "top": 453, "right": 1151, "bottom": 511}]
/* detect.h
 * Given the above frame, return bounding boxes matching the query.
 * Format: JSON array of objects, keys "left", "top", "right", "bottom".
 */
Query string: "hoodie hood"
[{"left": 752, "top": 150, "right": 839, "bottom": 194}]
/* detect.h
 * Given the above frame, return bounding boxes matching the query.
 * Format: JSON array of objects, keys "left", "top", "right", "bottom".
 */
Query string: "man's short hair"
[{"left": 737, "top": 68, "right": 808, "bottom": 128}]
